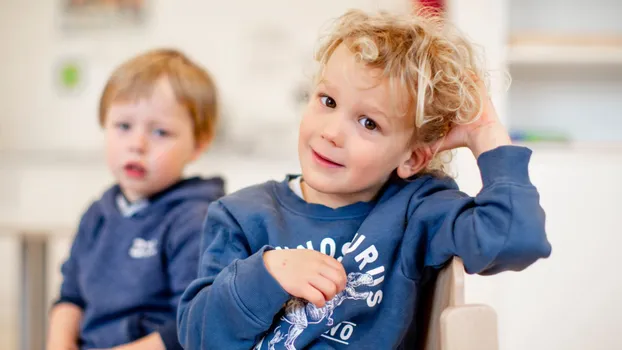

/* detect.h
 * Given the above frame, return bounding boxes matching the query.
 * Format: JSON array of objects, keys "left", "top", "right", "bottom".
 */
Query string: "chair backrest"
[
  {"left": 421, "top": 257, "right": 465, "bottom": 350},
  {"left": 418, "top": 257, "right": 499, "bottom": 350}
]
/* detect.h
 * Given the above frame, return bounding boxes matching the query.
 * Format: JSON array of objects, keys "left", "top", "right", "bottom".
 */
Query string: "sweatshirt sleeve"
[
  {"left": 177, "top": 201, "right": 291, "bottom": 349},
  {"left": 417, "top": 145, "right": 552, "bottom": 275},
  {"left": 55, "top": 205, "right": 99, "bottom": 309},
  {"left": 156, "top": 204, "right": 208, "bottom": 350}
]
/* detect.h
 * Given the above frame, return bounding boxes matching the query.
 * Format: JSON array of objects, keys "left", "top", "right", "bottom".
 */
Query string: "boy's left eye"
[
  {"left": 320, "top": 95, "right": 337, "bottom": 108},
  {"left": 358, "top": 117, "right": 378, "bottom": 131},
  {"left": 153, "top": 129, "right": 170, "bottom": 137}
]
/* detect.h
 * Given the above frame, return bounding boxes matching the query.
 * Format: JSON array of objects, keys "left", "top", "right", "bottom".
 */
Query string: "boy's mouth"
[
  {"left": 124, "top": 162, "right": 147, "bottom": 179},
  {"left": 312, "top": 149, "right": 344, "bottom": 168}
]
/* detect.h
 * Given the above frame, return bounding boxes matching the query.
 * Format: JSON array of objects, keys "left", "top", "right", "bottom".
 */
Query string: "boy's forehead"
[
  {"left": 107, "top": 85, "right": 187, "bottom": 120},
  {"left": 112, "top": 76, "right": 173, "bottom": 102},
  {"left": 323, "top": 45, "right": 412, "bottom": 120},
  {"left": 325, "top": 44, "right": 383, "bottom": 88}
]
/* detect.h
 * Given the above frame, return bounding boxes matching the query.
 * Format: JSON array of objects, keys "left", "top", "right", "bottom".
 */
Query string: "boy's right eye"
[
  {"left": 116, "top": 122, "right": 130, "bottom": 131},
  {"left": 320, "top": 95, "right": 337, "bottom": 109}
]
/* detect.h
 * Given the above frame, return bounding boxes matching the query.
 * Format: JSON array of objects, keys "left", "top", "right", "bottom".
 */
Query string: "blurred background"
[{"left": 1, "top": 0, "right": 621, "bottom": 349}]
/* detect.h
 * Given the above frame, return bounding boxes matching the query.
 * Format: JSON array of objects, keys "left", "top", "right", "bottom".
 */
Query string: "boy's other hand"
[
  {"left": 263, "top": 249, "right": 347, "bottom": 307},
  {"left": 431, "top": 78, "right": 511, "bottom": 158}
]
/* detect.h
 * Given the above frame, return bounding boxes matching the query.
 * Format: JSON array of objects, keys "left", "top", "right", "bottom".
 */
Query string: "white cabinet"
[
  {"left": 448, "top": 0, "right": 622, "bottom": 143},
  {"left": 446, "top": 1, "right": 622, "bottom": 350}
]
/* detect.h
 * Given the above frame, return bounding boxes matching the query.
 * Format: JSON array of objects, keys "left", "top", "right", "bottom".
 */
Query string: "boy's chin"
[
  {"left": 118, "top": 180, "right": 159, "bottom": 199},
  {"left": 303, "top": 174, "right": 356, "bottom": 196}
]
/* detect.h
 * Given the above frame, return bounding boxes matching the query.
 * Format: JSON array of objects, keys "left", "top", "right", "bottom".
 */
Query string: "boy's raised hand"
[
  {"left": 432, "top": 78, "right": 512, "bottom": 159},
  {"left": 264, "top": 249, "right": 347, "bottom": 307}
]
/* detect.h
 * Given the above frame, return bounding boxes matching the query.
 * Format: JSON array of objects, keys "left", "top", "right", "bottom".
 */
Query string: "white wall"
[
  {"left": 507, "top": 0, "right": 622, "bottom": 142},
  {"left": 2, "top": 1, "right": 621, "bottom": 350},
  {"left": 509, "top": 65, "right": 622, "bottom": 141},
  {"left": 508, "top": 0, "right": 622, "bottom": 34},
  {"left": 446, "top": 0, "right": 509, "bottom": 124},
  {"left": 453, "top": 145, "right": 622, "bottom": 350},
  {"left": 0, "top": 236, "right": 19, "bottom": 350},
  {"left": 448, "top": 0, "right": 622, "bottom": 349}
]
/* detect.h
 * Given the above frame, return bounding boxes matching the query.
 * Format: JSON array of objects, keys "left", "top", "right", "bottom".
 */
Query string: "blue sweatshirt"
[
  {"left": 177, "top": 146, "right": 552, "bottom": 349},
  {"left": 56, "top": 176, "right": 225, "bottom": 350}
]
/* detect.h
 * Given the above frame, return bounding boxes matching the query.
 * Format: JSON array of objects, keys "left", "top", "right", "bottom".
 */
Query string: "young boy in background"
[
  {"left": 46, "top": 49, "right": 225, "bottom": 350},
  {"left": 177, "top": 9, "right": 552, "bottom": 350}
]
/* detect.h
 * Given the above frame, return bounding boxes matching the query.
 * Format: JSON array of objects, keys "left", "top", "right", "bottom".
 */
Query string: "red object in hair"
[{"left": 417, "top": 0, "right": 444, "bottom": 9}]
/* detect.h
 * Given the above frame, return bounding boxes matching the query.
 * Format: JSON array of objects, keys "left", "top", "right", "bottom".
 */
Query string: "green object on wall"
[{"left": 60, "top": 62, "right": 80, "bottom": 89}]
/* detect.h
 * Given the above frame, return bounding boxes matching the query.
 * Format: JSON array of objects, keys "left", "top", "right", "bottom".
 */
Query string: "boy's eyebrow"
[
  {"left": 317, "top": 78, "right": 333, "bottom": 90},
  {"left": 359, "top": 101, "right": 388, "bottom": 120},
  {"left": 318, "top": 78, "right": 389, "bottom": 119}
]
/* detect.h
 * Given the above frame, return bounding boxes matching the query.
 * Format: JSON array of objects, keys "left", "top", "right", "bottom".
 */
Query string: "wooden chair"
[{"left": 420, "top": 257, "right": 499, "bottom": 350}]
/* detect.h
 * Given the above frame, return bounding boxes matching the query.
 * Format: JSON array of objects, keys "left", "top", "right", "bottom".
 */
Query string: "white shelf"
[
  {"left": 507, "top": 44, "right": 622, "bottom": 65},
  {"left": 507, "top": 34, "right": 622, "bottom": 65},
  {"left": 513, "top": 141, "right": 622, "bottom": 153}
]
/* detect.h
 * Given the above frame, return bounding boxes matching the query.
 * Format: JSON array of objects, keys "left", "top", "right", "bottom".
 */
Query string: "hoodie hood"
[{"left": 98, "top": 176, "right": 226, "bottom": 219}]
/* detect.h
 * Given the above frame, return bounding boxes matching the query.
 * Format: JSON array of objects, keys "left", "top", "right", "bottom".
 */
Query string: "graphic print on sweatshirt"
[{"left": 254, "top": 232, "right": 386, "bottom": 350}]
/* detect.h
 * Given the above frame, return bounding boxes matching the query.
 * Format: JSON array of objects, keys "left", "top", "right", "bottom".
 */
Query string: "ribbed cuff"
[
  {"left": 53, "top": 296, "right": 85, "bottom": 310},
  {"left": 233, "top": 245, "right": 291, "bottom": 326},
  {"left": 477, "top": 145, "right": 533, "bottom": 187}
]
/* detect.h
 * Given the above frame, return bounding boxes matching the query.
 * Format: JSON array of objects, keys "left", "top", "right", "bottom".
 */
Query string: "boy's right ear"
[
  {"left": 396, "top": 146, "right": 432, "bottom": 179},
  {"left": 191, "top": 136, "right": 213, "bottom": 161}
]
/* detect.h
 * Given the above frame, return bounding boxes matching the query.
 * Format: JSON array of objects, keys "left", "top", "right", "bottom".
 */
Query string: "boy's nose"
[
  {"left": 320, "top": 115, "right": 345, "bottom": 147},
  {"left": 128, "top": 132, "right": 148, "bottom": 154}
]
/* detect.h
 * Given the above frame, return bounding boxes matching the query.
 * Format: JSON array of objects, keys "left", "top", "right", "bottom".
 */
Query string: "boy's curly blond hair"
[{"left": 314, "top": 9, "right": 486, "bottom": 175}]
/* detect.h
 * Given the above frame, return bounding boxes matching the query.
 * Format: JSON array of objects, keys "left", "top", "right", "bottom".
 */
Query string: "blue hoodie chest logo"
[{"left": 128, "top": 238, "right": 158, "bottom": 259}]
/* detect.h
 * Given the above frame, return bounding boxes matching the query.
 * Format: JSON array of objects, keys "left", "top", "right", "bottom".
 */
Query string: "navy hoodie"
[
  {"left": 177, "top": 146, "right": 551, "bottom": 349},
  {"left": 56, "top": 176, "right": 225, "bottom": 350}
]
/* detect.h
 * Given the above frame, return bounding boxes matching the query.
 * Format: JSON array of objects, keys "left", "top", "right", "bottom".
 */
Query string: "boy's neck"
[
  {"left": 300, "top": 179, "right": 381, "bottom": 209},
  {"left": 119, "top": 176, "right": 185, "bottom": 203},
  {"left": 120, "top": 189, "right": 145, "bottom": 203},
  {"left": 116, "top": 193, "right": 149, "bottom": 217}
]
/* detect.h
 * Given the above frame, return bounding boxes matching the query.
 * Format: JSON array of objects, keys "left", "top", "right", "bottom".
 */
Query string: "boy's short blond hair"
[
  {"left": 315, "top": 9, "right": 486, "bottom": 174},
  {"left": 99, "top": 48, "right": 218, "bottom": 144}
]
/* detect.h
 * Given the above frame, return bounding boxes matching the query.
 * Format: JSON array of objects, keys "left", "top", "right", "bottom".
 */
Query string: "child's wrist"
[{"left": 467, "top": 123, "right": 512, "bottom": 158}]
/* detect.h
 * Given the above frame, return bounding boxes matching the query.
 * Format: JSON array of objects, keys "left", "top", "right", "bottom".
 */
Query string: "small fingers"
[
  {"left": 303, "top": 285, "right": 326, "bottom": 308},
  {"left": 309, "top": 274, "right": 338, "bottom": 302},
  {"left": 318, "top": 263, "right": 347, "bottom": 293}
]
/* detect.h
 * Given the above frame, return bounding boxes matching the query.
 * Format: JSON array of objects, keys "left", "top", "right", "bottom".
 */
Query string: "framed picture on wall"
[{"left": 59, "top": 0, "right": 148, "bottom": 33}]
